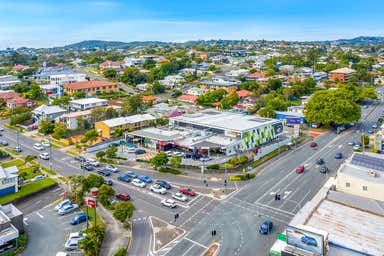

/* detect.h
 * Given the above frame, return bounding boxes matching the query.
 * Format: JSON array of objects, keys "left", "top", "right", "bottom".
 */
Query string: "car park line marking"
[
  {"left": 23, "top": 218, "right": 28, "bottom": 226},
  {"left": 183, "top": 237, "right": 208, "bottom": 249},
  {"left": 36, "top": 211, "right": 44, "bottom": 218},
  {"left": 283, "top": 191, "right": 291, "bottom": 199}
]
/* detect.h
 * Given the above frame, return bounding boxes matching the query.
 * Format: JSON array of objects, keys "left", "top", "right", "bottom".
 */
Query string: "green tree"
[
  {"left": 106, "top": 146, "right": 117, "bottom": 158},
  {"left": 258, "top": 106, "right": 275, "bottom": 118},
  {"left": 38, "top": 118, "right": 55, "bottom": 134},
  {"left": 98, "top": 184, "right": 115, "bottom": 208},
  {"left": 144, "top": 59, "right": 156, "bottom": 69},
  {"left": 121, "top": 67, "right": 146, "bottom": 85},
  {"left": 113, "top": 201, "right": 135, "bottom": 222},
  {"left": 103, "top": 68, "right": 117, "bottom": 79},
  {"left": 51, "top": 95, "right": 70, "bottom": 107},
  {"left": 52, "top": 123, "right": 69, "bottom": 139},
  {"left": 149, "top": 152, "right": 169, "bottom": 168},
  {"left": 361, "top": 134, "right": 370, "bottom": 147},
  {"left": 208, "top": 64, "right": 216, "bottom": 71},
  {"left": 267, "top": 79, "right": 283, "bottom": 91},
  {"left": 82, "top": 174, "right": 105, "bottom": 192},
  {"left": 96, "top": 151, "right": 106, "bottom": 159},
  {"left": 114, "top": 248, "right": 127, "bottom": 256},
  {"left": 73, "top": 91, "right": 86, "bottom": 99},
  {"left": 122, "top": 94, "right": 143, "bottom": 114},
  {"left": 152, "top": 82, "right": 166, "bottom": 94},
  {"left": 219, "top": 90, "right": 240, "bottom": 110},
  {"left": 170, "top": 156, "right": 182, "bottom": 168},
  {"left": 79, "top": 226, "right": 105, "bottom": 256},
  {"left": 25, "top": 84, "right": 46, "bottom": 101},
  {"left": 83, "top": 129, "right": 99, "bottom": 143},
  {"left": 9, "top": 111, "right": 31, "bottom": 126}
]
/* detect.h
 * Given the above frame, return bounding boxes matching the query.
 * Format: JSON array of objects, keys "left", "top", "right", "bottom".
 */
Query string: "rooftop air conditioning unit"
[{"left": 368, "top": 170, "right": 376, "bottom": 177}]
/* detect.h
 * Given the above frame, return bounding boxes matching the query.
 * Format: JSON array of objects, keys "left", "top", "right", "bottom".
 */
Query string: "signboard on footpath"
[{"left": 84, "top": 196, "right": 97, "bottom": 208}]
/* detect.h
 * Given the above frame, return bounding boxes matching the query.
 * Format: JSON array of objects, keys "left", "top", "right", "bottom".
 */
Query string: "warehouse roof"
[{"left": 102, "top": 114, "right": 155, "bottom": 128}]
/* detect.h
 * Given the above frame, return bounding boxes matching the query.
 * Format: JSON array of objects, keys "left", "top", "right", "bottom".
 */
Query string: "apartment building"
[{"left": 64, "top": 81, "right": 118, "bottom": 96}]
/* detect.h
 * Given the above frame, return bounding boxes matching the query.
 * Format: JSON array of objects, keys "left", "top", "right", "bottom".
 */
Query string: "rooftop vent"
[{"left": 368, "top": 170, "right": 376, "bottom": 177}]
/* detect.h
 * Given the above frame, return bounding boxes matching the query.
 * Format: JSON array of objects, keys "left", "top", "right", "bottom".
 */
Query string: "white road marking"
[
  {"left": 283, "top": 191, "right": 291, "bottom": 199},
  {"left": 184, "top": 237, "right": 208, "bottom": 249},
  {"left": 23, "top": 218, "right": 28, "bottom": 226},
  {"left": 36, "top": 211, "right": 44, "bottom": 218}
]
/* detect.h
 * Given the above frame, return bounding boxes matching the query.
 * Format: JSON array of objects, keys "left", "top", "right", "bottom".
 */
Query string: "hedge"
[
  {"left": 158, "top": 167, "right": 181, "bottom": 175},
  {"left": 207, "top": 164, "right": 220, "bottom": 170},
  {"left": 229, "top": 173, "right": 256, "bottom": 181}
]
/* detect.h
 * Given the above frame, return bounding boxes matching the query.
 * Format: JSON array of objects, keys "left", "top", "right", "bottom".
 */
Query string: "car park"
[
  {"left": 150, "top": 184, "right": 167, "bottom": 194},
  {"left": 70, "top": 213, "right": 87, "bottom": 225},
  {"left": 31, "top": 175, "right": 45, "bottom": 182},
  {"left": 132, "top": 178, "right": 146, "bottom": 188},
  {"left": 14, "top": 146, "right": 22, "bottom": 152},
  {"left": 125, "top": 171, "right": 137, "bottom": 179},
  {"left": 105, "top": 165, "right": 119, "bottom": 173},
  {"left": 116, "top": 193, "right": 130, "bottom": 201},
  {"left": 372, "top": 124, "right": 378, "bottom": 129},
  {"left": 97, "top": 168, "right": 111, "bottom": 176},
  {"left": 58, "top": 204, "right": 79, "bottom": 215},
  {"left": 320, "top": 166, "right": 328, "bottom": 173},
  {"left": 166, "top": 151, "right": 173, "bottom": 157},
  {"left": 41, "top": 141, "right": 50, "bottom": 147},
  {"left": 117, "top": 174, "right": 131, "bottom": 183},
  {"left": 135, "top": 149, "right": 146, "bottom": 154},
  {"left": 172, "top": 192, "right": 188, "bottom": 202},
  {"left": 33, "top": 143, "right": 44, "bottom": 151},
  {"left": 295, "top": 165, "right": 304, "bottom": 174},
  {"left": 259, "top": 220, "right": 273, "bottom": 234},
  {"left": 180, "top": 187, "right": 196, "bottom": 196},
  {"left": 161, "top": 199, "right": 176, "bottom": 208},
  {"left": 68, "top": 232, "right": 86, "bottom": 240},
  {"left": 104, "top": 178, "right": 113, "bottom": 186},
  {"left": 310, "top": 142, "right": 317, "bottom": 148},
  {"left": 81, "top": 163, "right": 94, "bottom": 171},
  {"left": 315, "top": 158, "right": 324, "bottom": 165},
  {"left": 39, "top": 152, "right": 50, "bottom": 160},
  {"left": 138, "top": 174, "right": 152, "bottom": 183},
  {"left": 155, "top": 180, "right": 171, "bottom": 189},
  {"left": 348, "top": 141, "right": 355, "bottom": 146},
  {"left": 55, "top": 199, "right": 72, "bottom": 211},
  {"left": 74, "top": 155, "right": 86, "bottom": 162},
  {"left": 335, "top": 152, "right": 343, "bottom": 159}
]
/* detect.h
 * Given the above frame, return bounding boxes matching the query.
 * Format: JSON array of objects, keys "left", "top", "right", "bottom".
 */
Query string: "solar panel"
[{"left": 351, "top": 154, "right": 384, "bottom": 172}]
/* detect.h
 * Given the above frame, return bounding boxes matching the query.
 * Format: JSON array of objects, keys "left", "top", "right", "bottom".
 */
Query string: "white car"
[
  {"left": 69, "top": 232, "right": 87, "bottom": 240},
  {"left": 39, "top": 152, "right": 50, "bottom": 160},
  {"left": 55, "top": 199, "right": 71, "bottom": 211},
  {"left": 0, "top": 127, "right": 4, "bottom": 132},
  {"left": 132, "top": 178, "right": 146, "bottom": 188},
  {"left": 65, "top": 239, "right": 79, "bottom": 251},
  {"left": 127, "top": 148, "right": 136, "bottom": 153},
  {"left": 106, "top": 165, "right": 119, "bottom": 173},
  {"left": 56, "top": 252, "right": 68, "bottom": 256},
  {"left": 175, "top": 152, "right": 184, "bottom": 157},
  {"left": 33, "top": 143, "right": 44, "bottom": 151},
  {"left": 372, "top": 124, "right": 378, "bottom": 129},
  {"left": 58, "top": 204, "right": 79, "bottom": 215},
  {"left": 166, "top": 151, "right": 173, "bottom": 157},
  {"left": 31, "top": 175, "right": 45, "bottom": 182},
  {"left": 41, "top": 141, "right": 51, "bottom": 147},
  {"left": 150, "top": 184, "right": 167, "bottom": 194},
  {"left": 86, "top": 159, "right": 100, "bottom": 167},
  {"left": 353, "top": 145, "right": 361, "bottom": 150},
  {"left": 172, "top": 192, "right": 188, "bottom": 202},
  {"left": 161, "top": 199, "right": 176, "bottom": 208}
]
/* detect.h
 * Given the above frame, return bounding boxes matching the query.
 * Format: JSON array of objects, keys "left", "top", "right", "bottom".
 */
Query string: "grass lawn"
[
  {"left": 18, "top": 166, "right": 41, "bottom": 180},
  {"left": 40, "top": 165, "right": 57, "bottom": 175},
  {"left": 1, "top": 159, "right": 25, "bottom": 168},
  {"left": 0, "top": 178, "right": 57, "bottom": 205},
  {"left": 1, "top": 147, "right": 19, "bottom": 155},
  {"left": 83, "top": 207, "right": 104, "bottom": 227},
  {"left": 65, "top": 149, "right": 78, "bottom": 156}
]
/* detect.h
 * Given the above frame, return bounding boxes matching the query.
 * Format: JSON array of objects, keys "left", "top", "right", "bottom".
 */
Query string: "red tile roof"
[
  {"left": 0, "top": 91, "right": 19, "bottom": 100},
  {"left": 178, "top": 94, "right": 197, "bottom": 103},
  {"left": 11, "top": 64, "right": 29, "bottom": 72},
  {"left": 142, "top": 95, "right": 157, "bottom": 101},
  {"left": 64, "top": 81, "right": 116, "bottom": 90},
  {"left": 248, "top": 72, "right": 265, "bottom": 78},
  {"left": 7, "top": 97, "right": 30, "bottom": 104},
  {"left": 236, "top": 90, "right": 253, "bottom": 97}
]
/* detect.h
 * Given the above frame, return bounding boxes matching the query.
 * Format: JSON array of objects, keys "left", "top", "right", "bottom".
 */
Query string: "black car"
[
  {"left": 320, "top": 166, "right": 328, "bottom": 173},
  {"left": 81, "top": 163, "right": 94, "bottom": 171},
  {"left": 156, "top": 180, "right": 171, "bottom": 189},
  {"left": 98, "top": 169, "right": 111, "bottom": 176},
  {"left": 135, "top": 149, "right": 146, "bottom": 155},
  {"left": 315, "top": 158, "right": 324, "bottom": 165},
  {"left": 75, "top": 156, "right": 86, "bottom": 162}
]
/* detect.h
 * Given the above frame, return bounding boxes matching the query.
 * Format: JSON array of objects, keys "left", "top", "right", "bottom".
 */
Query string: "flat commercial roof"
[
  {"left": 70, "top": 98, "right": 108, "bottom": 105},
  {"left": 338, "top": 163, "right": 384, "bottom": 184},
  {"left": 129, "top": 127, "right": 186, "bottom": 141},
  {"left": 306, "top": 199, "right": 384, "bottom": 256},
  {"left": 170, "top": 109, "right": 279, "bottom": 133},
  {"left": 103, "top": 114, "right": 155, "bottom": 128}
]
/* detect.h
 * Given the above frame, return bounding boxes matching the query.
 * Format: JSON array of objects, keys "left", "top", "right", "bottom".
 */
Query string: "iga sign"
[
  {"left": 286, "top": 117, "right": 302, "bottom": 125},
  {"left": 286, "top": 226, "right": 325, "bottom": 256}
]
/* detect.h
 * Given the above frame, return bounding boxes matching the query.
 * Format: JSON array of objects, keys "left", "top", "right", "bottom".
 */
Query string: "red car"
[
  {"left": 296, "top": 165, "right": 305, "bottom": 174},
  {"left": 310, "top": 142, "right": 317, "bottom": 148},
  {"left": 116, "top": 193, "right": 130, "bottom": 201},
  {"left": 180, "top": 187, "right": 196, "bottom": 196}
]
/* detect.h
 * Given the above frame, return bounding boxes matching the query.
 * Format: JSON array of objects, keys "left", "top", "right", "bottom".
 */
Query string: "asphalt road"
[{"left": 163, "top": 99, "right": 384, "bottom": 256}]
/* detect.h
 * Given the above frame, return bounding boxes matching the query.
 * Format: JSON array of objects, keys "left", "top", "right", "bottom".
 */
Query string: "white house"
[
  {"left": 32, "top": 105, "right": 67, "bottom": 123},
  {"left": 185, "top": 87, "right": 204, "bottom": 96},
  {"left": 225, "top": 69, "right": 250, "bottom": 77},
  {"left": 56, "top": 110, "right": 92, "bottom": 130},
  {"left": 69, "top": 98, "right": 108, "bottom": 111},
  {"left": 0, "top": 166, "right": 18, "bottom": 196},
  {"left": 0, "top": 76, "right": 20, "bottom": 90},
  {"left": 136, "top": 83, "right": 150, "bottom": 91},
  {"left": 124, "top": 57, "right": 144, "bottom": 67}
]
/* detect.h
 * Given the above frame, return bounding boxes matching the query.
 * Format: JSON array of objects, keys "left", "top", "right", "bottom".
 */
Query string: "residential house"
[
  {"left": 136, "top": 83, "right": 150, "bottom": 91},
  {"left": 0, "top": 166, "right": 18, "bottom": 196},
  {"left": 0, "top": 91, "right": 19, "bottom": 101},
  {"left": 56, "top": 110, "right": 92, "bottom": 130},
  {"left": 99, "top": 61, "right": 124, "bottom": 71},
  {"left": 178, "top": 95, "right": 198, "bottom": 104},
  {"left": 159, "top": 75, "right": 185, "bottom": 89},
  {"left": 200, "top": 76, "right": 240, "bottom": 92},
  {"left": 185, "top": 87, "right": 203, "bottom": 96},
  {"left": 142, "top": 95, "right": 157, "bottom": 105},
  {"left": 95, "top": 114, "right": 155, "bottom": 139},
  {"left": 279, "top": 65, "right": 295, "bottom": 74},
  {"left": 298, "top": 67, "right": 313, "bottom": 78},
  {"left": 329, "top": 67, "right": 356, "bottom": 83},
  {"left": 11, "top": 64, "right": 29, "bottom": 72},
  {"left": 312, "top": 71, "right": 328, "bottom": 82},
  {"left": 225, "top": 69, "right": 250, "bottom": 77},
  {"left": 236, "top": 90, "right": 253, "bottom": 98},
  {"left": 246, "top": 72, "right": 266, "bottom": 82},
  {"left": 35, "top": 66, "right": 87, "bottom": 92},
  {"left": 0, "top": 76, "right": 20, "bottom": 90},
  {"left": 6, "top": 98, "right": 36, "bottom": 110},
  {"left": 64, "top": 81, "right": 118, "bottom": 96},
  {"left": 124, "top": 57, "right": 144, "bottom": 67},
  {"left": 69, "top": 98, "right": 108, "bottom": 111},
  {"left": 32, "top": 105, "right": 67, "bottom": 123}
]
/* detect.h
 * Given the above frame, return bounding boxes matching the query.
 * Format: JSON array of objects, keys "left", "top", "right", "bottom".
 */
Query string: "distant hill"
[{"left": 333, "top": 36, "right": 384, "bottom": 46}]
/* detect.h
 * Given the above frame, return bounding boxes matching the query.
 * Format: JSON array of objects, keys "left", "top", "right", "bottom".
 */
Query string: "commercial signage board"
[
  {"left": 286, "top": 225, "right": 324, "bottom": 256},
  {"left": 286, "top": 117, "right": 301, "bottom": 125}
]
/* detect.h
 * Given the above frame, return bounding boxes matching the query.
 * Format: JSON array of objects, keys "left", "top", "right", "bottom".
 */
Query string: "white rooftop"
[
  {"left": 330, "top": 67, "right": 356, "bottom": 74},
  {"left": 70, "top": 98, "right": 108, "bottom": 105},
  {"left": 170, "top": 109, "right": 279, "bottom": 133},
  {"left": 102, "top": 114, "right": 155, "bottom": 128},
  {"left": 32, "top": 105, "right": 66, "bottom": 115}
]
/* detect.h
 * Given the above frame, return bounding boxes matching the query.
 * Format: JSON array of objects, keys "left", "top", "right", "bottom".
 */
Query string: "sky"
[{"left": 1, "top": 0, "right": 384, "bottom": 49}]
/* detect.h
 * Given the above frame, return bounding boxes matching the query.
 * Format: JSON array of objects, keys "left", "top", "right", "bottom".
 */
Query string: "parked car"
[
  {"left": 295, "top": 165, "right": 304, "bottom": 174},
  {"left": 86, "top": 159, "right": 100, "bottom": 167},
  {"left": 320, "top": 166, "right": 328, "bottom": 174},
  {"left": 353, "top": 145, "right": 361, "bottom": 150},
  {"left": 301, "top": 235, "right": 318, "bottom": 247},
  {"left": 0, "top": 127, "right": 3, "bottom": 132},
  {"left": 132, "top": 178, "right": 146, "bottom": 188},
  {"left": 117, "top": 174, "right": 131, "bottom": 183},
  {"left": 68, "top": 232, "right": 86, "bottom": 240},
  {"left": 106, "top": 165, "right": 119, "bottom": 173},
  {"left": 335, "top": 152, "right": 343, "bottom": 159},
  {"left": 161, "top": 199, "right": 176, "bottom": 208},
  {"left": 58, "top": 204, "right": 79, "bottom": 215},
  {"left": 172, "top": 192, "right": 188, "bottom": 202},
  {"left": 348, "top": 141, "right": 355, "bottom": 146},
  {"left": 166, "top": 151, "right": 173, "bottom": 157},
  {"left": 135, "top": 149, "right": 146, "bottom": 155},
  {"left": 1, "top": 141, "right": 8, "bottom": 146},
  {"left": 138, "top": 174, "right": 152, "bottom": 183},
  {"left": 368, "top": 129, "right": 374, "bottom": 134},
  {"left": 14, "top": 146, "right": 22, "bottom": 152},
  {"left": 97, "top": 168, "right": 111, "bottom": 177},
  {"left": 104, "top": 179, "right": 113, "bottom": 186},
  {"left": 74, "top": 155, "right": 86, "bottom": 162},
  {"left": 39, "top": 152, "right": 50, "bottom": 160},
  {"left": 310, "top": 142, "right": 317, "bottom": 148},
  {"left": 180, "top": 187, "right": 196, "bottom": 196},
  {"left": 315, "top": 158, "right": 324, "bottom": 165},
  {"left": 31, "top": 175, "right": 45, "bottom": 182},
  {"left": 155, "top": 180, "right": 171, "bottom": 189},
  {"left": 125, "top": 171, "right": 137, "bottom": 179},
  {"left": 150, "top": 184, "right": 167, "bottom": 194},
  {"left": 200, "top": 156, "right": 211, "bottom": 161},
  {"left": 127, "top": 148, "right": 136, "bottom": 153},
  {"left": 116, "top": 193, "right": 130, "bottom": 201},
  {"left": 41, "top": 141, "right": 50, "bottom": 147},
  {"left": 64, "top": 239, "right": 79, "bottom": 251},
  {"left": 33, "top": 143, "right": 44, "bottom": 151},
  {"left": 70, "top": 213, "right": 87, "bottom": 225},
  {"left": 372, "top": 124, "right": 378, "bottom": 129},
  {"left": 55, "top": 199, "right": 72, "bottom": 211},
  {"left": 81, "top": 163, "right": 94, "bottom": 171},
  {"left": 259, "top": 220, "right": 273, "bottom": 234}
]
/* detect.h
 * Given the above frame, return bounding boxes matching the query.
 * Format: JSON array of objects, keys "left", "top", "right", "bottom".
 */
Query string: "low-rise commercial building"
[
  {"left": 56, "top": 110, "right": 91, "bottom": 130},
  {"left": 95, "top": 114, "right": 156, "bottom": 139},
  {"left": 0, "top": 204, "right": 24, "bottom": 254},
  {"left": 64, "top": 81, "right": 118, "bottom": 96},
  {"left": 329, "top": 67, "right": 356, "bottom": 83}
]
